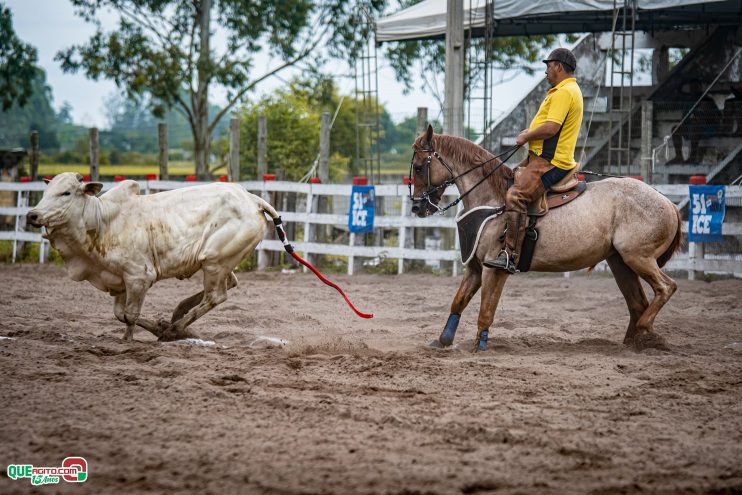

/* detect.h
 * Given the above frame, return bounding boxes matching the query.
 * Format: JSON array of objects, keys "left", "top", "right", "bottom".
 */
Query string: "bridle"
[{"left": 409, "top": 143, "right": 521, "bottom": 214}]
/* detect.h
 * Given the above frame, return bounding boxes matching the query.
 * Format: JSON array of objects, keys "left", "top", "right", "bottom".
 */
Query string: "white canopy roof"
[{"left": 375, "top": 0, "right": 733, "bottom": 42}]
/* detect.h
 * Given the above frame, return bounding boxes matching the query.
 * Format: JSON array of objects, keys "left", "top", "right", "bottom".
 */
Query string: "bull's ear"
[
  {"left": 83, "top": 182, "right": 103, "bottom": 196},
  {"left": 426, "top": 123, "right": 434, "bottom": 143},
  {"left": 43, "top": 178, "right": 51, "bottom": 185}
]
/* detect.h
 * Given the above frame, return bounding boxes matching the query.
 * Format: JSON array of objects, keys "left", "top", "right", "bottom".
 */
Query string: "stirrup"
[{"left": 483, "top": 250, "right": 517, "bottom": 274}]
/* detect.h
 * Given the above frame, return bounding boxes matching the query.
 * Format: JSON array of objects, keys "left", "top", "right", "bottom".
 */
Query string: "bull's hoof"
[
  {"left": 157, "top": 323, "right": 194, "bottom": 342},
  {"left": 632, "top": 332, "right": 669, "bottom": 352}
]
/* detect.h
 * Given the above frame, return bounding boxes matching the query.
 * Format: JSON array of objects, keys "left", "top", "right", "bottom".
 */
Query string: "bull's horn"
[{"left": 76, "top": 173, "right": 84, "bottom": 182}]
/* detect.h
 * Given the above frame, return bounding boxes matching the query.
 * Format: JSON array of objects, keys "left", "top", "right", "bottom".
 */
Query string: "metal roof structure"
[{"left": 375, "top": 0, "right": 742, "bottom": 42}]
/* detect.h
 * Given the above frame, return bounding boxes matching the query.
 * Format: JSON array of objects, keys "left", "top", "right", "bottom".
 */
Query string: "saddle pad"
[{"left": 456, "top": 206, "right": 504, "bottom": 265}]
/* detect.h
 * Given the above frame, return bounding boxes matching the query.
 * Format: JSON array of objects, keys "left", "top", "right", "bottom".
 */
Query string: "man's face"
[{"left": 545, "top": 61, "right": 559, "bottom": 87}]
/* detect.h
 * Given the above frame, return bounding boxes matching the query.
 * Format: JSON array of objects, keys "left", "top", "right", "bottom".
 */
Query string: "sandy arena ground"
[{"left": 1, "top": 263, "right": 741, "bottom": 494}]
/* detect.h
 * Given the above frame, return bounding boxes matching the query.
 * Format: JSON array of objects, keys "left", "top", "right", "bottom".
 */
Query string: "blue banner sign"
[
  {"left": 348, "top": 185, "right": 375, "bottom": 234},
  {"left": 689, "top": 185, "right": 725, "bottom": 243}
]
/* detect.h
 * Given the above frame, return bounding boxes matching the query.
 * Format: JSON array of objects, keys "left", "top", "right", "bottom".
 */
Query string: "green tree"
[
  {"left": 238, "top": 88, "right": 320, "bottom": 181},
  {"left": 0, "top": 3, "right": 38, "bottom": 110},
  {"left": 0, "top": 70, "right": 62, "bottom": 151},
  {"left": 102, "top": 92, "right": 229, "bottom": 154},
  {"left": 56, "top": 0, "right": 388, "bottom": 179},
  {"left": 235, "top": 77, "right": 373, "bottom": 181}
]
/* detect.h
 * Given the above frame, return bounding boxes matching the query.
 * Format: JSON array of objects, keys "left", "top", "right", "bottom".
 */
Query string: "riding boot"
[{"left": 484, "top": 209, "right": 527, "bottom": 273}]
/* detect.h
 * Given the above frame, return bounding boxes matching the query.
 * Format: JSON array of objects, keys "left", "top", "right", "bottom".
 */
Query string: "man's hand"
[
  {"left": 517, "top": 122, "right": 561, "bottom": 146},
  {"left": 516, "top": 129, "right": 530, "bottom": 146}
]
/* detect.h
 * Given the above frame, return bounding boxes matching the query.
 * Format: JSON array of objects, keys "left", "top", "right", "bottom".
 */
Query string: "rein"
[{"left": 409, "top": 144, "right": 521, "bottom": 215}]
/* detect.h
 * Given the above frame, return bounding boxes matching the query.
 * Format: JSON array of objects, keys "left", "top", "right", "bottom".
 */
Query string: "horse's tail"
[{"left": 657, "top": 205, "right": 682, "bottom": 268}]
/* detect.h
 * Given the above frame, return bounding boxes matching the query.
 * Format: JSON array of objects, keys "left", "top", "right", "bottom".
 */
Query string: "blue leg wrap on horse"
[
  {"left": 477, "top": 328, "right": 489, "bottom": 352},
  {"left": 439, "top": 313, "right": 461, "bottom": 346}
]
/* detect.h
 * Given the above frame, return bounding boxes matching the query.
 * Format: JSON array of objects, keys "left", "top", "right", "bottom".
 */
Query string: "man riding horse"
[{"left": 485, "top": 48, "right": 583, "bottom": 274}]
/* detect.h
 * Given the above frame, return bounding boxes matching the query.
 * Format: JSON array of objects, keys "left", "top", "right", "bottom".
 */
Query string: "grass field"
[{"left": 38, "top": 162, "right": 227, "bottom": 178}]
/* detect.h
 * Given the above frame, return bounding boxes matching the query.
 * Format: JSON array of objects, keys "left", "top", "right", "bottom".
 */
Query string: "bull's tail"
[
  {"left": 255, "top": 196, "right": 373, "bottom": 319},
  {"left": 657, "top": 205, "right": 682, "bottom": 268},
  {"left": 257, "top": 196, "right": 280, "bottom": 221}
]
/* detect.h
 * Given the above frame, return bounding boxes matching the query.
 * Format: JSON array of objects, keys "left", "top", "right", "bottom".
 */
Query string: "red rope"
[{"left": 289, "top": 251, "right": 374, "bottom": 319}]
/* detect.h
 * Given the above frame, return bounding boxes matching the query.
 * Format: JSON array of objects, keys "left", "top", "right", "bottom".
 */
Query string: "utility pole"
[{"left": 444, "top": 0, "right": 464, "bottom": 136}]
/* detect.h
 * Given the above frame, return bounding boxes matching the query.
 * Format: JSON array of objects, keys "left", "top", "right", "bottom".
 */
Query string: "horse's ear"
[{"left": 426, "top": 124, "right": 434, "bottom": 143}]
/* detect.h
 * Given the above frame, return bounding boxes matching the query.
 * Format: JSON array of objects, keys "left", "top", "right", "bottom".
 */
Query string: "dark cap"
[{"left": 543, "top": 48, "right": 576, "bottom": 72}]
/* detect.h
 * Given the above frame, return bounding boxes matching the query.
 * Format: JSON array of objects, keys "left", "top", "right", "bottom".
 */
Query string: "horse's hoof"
[
  {"left": 439, "top": 313, "right": 461, "bottom": 346},
  {"left": 632, "top": 332, "right": 669, "bottom": 352},
  {"left": 429, "top": 339, "right": 447, "bottom": 348},
  {"left": 474, "top": 329, "right": 489, "bottom": 352}
]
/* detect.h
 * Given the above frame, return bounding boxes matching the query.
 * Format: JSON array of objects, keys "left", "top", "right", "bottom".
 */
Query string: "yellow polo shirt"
[{"left": 528, "top": 77, "right": 583, "bottom": 170}]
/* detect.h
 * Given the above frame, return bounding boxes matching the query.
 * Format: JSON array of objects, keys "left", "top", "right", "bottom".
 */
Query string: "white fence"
[{"left": 1, "top": 180, "right": 741, "bottom": 278}]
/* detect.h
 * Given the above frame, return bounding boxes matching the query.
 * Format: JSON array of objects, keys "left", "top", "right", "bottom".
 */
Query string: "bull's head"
[
  {"left": 409, "top": 124, "right": 452, "bottom": 218},
  {"left": 27, "top": 172, "right": 103, "bottom": 229}
]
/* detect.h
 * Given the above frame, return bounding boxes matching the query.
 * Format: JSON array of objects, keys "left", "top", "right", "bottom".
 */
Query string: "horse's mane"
[{"left": 415, "top": 133, "right": 512, "bottom": 199}]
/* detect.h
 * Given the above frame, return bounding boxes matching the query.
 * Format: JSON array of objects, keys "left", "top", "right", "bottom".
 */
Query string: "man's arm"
[{"left": 516, "top": 122, "right": 561, "bottom": 146}]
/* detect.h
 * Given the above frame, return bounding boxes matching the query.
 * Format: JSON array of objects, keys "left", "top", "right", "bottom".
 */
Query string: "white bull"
[{"left": 27, "top": 172, "right": 279, "bottom": 341}]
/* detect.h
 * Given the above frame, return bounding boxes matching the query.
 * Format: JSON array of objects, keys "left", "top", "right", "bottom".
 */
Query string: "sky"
[{"left": 4, "top": 0, "right": 544, "bottom": 130}]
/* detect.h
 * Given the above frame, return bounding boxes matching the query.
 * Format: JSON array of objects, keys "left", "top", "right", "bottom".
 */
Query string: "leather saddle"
[{"left": 527, "top": 163, "right": 587, "bottom": 217}]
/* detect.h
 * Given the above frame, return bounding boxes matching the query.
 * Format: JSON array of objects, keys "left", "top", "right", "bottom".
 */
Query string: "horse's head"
[{"left": 409, "top": 124, "right": 454, "bottom": 217}]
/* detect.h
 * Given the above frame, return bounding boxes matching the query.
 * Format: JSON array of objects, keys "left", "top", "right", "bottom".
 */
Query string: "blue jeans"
[{"left": 540, "top": 165, "right": 571, "bottom": 190}]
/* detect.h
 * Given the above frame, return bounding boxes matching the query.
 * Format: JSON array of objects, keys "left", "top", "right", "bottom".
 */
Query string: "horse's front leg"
[
  {"left": 436, "top": 263, "right": 482, "bottom": 347},
  {"left": 474, "top": 266, "right": 510, "bottom": 352}
]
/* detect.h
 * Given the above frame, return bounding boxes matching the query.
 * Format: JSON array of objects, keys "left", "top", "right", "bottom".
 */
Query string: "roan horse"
[{"left": 410, "top": 125, "right": 681, "bottom": 352}]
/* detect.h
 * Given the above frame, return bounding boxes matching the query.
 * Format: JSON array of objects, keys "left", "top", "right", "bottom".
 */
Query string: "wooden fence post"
[
  {"left": 158, "top": 123, "right": 168, "bottom": 180},
  {"left": 229, "top": 117, "right": 240, "bottom": 182},
  {"left": 257, "top": 115, "right": 267, "bottom": 179},
  {"left": 257, "top": 117, "right": 273, "bottom": 270},
  {"left": 89, "top": 127, "right": 99, "bottom": 182},
  {"left": 305, "top": 112, "right": 332, "bottom": 267},
  {"left": 689, "top": 241, "right": 705, "bottom": 281},
  {"left": 29, "top": 131, "right": 39, "bottom": 181},
  {"left": 414, "top": 107, "right": 428, "bottom": 258},
  {"left": 318, "top": 111, "right": 332, "bottom": 241}
]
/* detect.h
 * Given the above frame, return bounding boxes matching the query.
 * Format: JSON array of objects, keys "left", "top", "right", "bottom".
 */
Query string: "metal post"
[
  {"left": 158, "top": 123, "right": 169, "bottom": 181},
  {"left": 229, "top": 117, "right": 240, "bottom": 182},
  {"left": 89, "top": 128, "right": 99, "bottom": 182},
  {"left": 444, "top": 0, "right": 464, "bottom": 136},
  {"left": 641, "top": 100, "right": 653, "bottom": 183}
]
